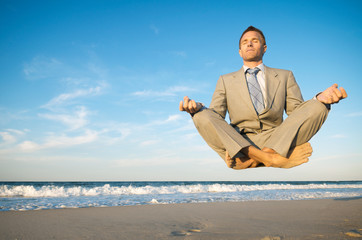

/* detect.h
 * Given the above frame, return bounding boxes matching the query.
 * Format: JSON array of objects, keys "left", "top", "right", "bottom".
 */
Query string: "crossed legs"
[{"left": 192, "top": 99, "right": 329, "bottom": 169}]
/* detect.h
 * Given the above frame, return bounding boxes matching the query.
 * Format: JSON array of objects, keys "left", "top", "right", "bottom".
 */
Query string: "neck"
[{"left": 243, "top": 60, "right": 263, "bottom": 69}]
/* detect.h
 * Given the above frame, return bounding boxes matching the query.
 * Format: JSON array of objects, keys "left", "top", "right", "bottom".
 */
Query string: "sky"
[{"left": 0, "top": 0, "right": 361, "bottom": 181}]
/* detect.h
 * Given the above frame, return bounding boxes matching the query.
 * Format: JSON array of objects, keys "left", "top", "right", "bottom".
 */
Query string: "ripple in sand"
[
  {"left": 260, "top": 236, "right": 283, "bottom": 240},
  {"left": 345, "top": 230, "right": 362, "bottom": 238},
  {"left": 171, "top": 230, "right": 191, "bottom": 236}
]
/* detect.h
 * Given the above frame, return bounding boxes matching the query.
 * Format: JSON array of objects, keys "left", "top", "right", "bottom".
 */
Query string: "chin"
[{"left": 245, "top": 57, "right": 260, "bottom": 62}]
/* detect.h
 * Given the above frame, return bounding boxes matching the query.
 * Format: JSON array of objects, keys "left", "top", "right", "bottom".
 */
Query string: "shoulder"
[
  {"left": 265, "top": 66, "right": 293, "bottom": 74},
  {"left": 220, "top": 68, "right": 243, "bottom": 79},
  {"left": 265, "top": 66, "right": 295, "bottom": 80}
]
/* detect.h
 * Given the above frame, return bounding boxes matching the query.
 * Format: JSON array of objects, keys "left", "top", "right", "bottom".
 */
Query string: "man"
[{"left": 179, "top": 26, "right": 347, "bottom": 170}]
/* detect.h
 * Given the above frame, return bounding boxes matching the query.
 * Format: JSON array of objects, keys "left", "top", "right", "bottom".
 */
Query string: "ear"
[
  {"left": 239, "top": 48, "right": 243, "bottom": 58},
  {"left": 263, "top": 44, "right": 267, "bottom": 53}
]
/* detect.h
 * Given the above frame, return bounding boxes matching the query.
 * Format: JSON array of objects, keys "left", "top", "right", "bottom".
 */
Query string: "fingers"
[
  {"left": 332, "top": 86, "right": 342, "bottom": 98},
  {"left": 331, "top": 87, "right": 341, "bottom": 103},
  {"left": 340, "top": 87, "right": 348, "bottom": 98},
  {"left": 180, "top": 96, "right": 191, "bottom": 113},
  {"left": 179, "top": 100, "right": 184, "bottom": 111},
  {"left": 189, "top": 99, "right": 199, "bottom": 113},
  {"left": 318, "top": 84, "right": 348, "bottom": 104},
  {"left": 183, "top": 96, "right": 190, "bottom": 111},
  {"left": 179, "top": 96, "right": 202, "bottom": 114},
  {"left": 331, "top": 84, "right": 348, "bottom": 103}
]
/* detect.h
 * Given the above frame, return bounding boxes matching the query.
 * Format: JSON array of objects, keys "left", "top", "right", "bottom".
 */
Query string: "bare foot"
[
  {"left": 225, "top": 151, "right": 260, "bottom": 169},
  {"left": 262, "top": 143, "right": 312, "bottom": 168}
]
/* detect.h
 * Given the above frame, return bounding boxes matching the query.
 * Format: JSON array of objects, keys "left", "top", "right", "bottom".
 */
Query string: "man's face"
[{"left": 239, "top": 31, "right": 267, "bottom": 62}]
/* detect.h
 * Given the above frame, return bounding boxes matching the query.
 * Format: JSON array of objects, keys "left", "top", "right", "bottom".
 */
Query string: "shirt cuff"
[
  {"left": 313, "top": 93, "right": 331, "bottom": 110},
  {"left": 190, "top": 104, "right": 205, "bottom": 117}
]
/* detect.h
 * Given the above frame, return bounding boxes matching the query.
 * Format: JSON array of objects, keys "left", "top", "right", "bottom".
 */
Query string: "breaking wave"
[
  {"left": 1, "top": 183, "right": 362, "bottom": 198},
  {"left": 1, "top": 182, "right": 361, "bottom": 211}
]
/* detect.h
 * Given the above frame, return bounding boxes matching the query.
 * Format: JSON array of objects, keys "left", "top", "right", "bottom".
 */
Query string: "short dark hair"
[{"left": 239, "top": 26, "right": 266, "bottom": 49}]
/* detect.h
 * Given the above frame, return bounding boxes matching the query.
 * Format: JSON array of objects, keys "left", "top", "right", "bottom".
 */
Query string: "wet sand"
[{"left": 0, "top": 198, "right": 361, "bottom": 240}]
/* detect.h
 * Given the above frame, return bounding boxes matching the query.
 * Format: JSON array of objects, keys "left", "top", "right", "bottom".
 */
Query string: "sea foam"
[
  {"left": 1, "top": 182, "right": 361, "bottom": 211},
  {"left": 1, "top": 183, "right": 361, "bottom": 198}
]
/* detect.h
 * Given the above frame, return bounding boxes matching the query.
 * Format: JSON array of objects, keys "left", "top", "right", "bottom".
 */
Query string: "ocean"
[{"left": 1, "top": 181, "right": 361, "bottom": 211}]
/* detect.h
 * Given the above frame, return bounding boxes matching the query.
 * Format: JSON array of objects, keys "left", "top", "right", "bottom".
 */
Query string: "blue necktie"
[{"left": 246, "top": 68, "right": 264, "bottom": 114}]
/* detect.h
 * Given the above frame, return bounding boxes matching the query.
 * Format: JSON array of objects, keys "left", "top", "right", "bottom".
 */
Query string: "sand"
[{"left": 0, "top": 198, "right": 361, "bottom": 240}]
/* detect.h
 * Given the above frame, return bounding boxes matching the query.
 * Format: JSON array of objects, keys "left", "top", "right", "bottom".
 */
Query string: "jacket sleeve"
[
  {"left": 209, "top": 76, "right": 227, "bottom": 119},
  {"left": 285, "top": 71, "right": 304, "bottom": 115}
]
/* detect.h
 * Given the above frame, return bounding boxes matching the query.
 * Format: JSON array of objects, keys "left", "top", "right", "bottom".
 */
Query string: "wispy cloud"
[
  {"left": 170, "top": 51, "right": 187, "bottom": 57},
  {"left": 347, "top": 112, "right": 362, "bottom": 117},
  {"left": 6, "top": 129, "right": 27, "bottom": 135},
  {"left": 17, "top": 130, "right": 98, "bottom": 152},
  {"left": 205, "top": 61, "right": 216, "bottom": 66},
  {"left": 42, "top": 86, "right": 102, "bottom": 109},
  {"left": 0, "top": 132, "right": 16, "bottom": 144},
  {"left": 330, "top": 134, "right": 347, "bottom": 139},
  {"left": 114, "top": 154, "right": 184, "bottom": 167},
  {"left": 150, "top": 24, "right": 159, "bottom": 34},
  {"left": 23, "top": 56, "right": 63, "bottom": 80},
  {"left": 140, "top": 139, "right": 160, "bottom": 146},
  {"left": 313, "top": 153, "right": 362, "bottom": 161},
  {"left": 132, "top": 85, "right": 195, "bottom": 98},
  {"left": 39, "top": 106, "right": 90, "bottom": 130},
  {"left": 0, "top": 129, "right": 27, "bottom": 144},
  {"left": 147, "top": 114, "right": 183, "bottom": 126}
]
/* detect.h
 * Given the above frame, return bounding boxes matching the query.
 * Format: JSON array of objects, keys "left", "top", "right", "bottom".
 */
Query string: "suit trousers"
[{"left": 192, "top": 99, "right": 329, "bottom": 162}]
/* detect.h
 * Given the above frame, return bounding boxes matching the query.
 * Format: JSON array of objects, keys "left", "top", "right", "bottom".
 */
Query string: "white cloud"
[
  {"left": 170, "top": 51, "right": 187, "bottom": 57},
  {"left": 7, "top": 129, "right": 28, "bottom": 134},
  {"left": 18, "top": 141, "right": 41, "bottom": 151},
  {"left": 147, "top": 114, "right": 183, "bottom": 127},
  {"left": 44, "top": 130, "right": 98, "bottom": 147},
  {"left": 39, "top": 106, "right": 89, "bottom": 130},
  {"left": 133, "top": 89, "right": 174, "bottom": 97},
  {"left": 24, "top": 56, "right": 63, "bottom": 80},
  {"left": 42, "top": 86, "right": 102, "bottom": 109},
  {"left": 114, "top": 155, "right": 182, "bottom": 167},
  {"left": 17, "top": 130, "right": 98, "bottom": 152},
  {"left": 312, "top": 153, "right": 362, "bottom": 162},
  {"left": 0, "top": 129, "right": 27, "bottom": 144},
  {"left": 0, "top": 132, "right": 16, "bottom": 144},
  {"left": 132, "top": 85, "right": 195, "bottom": 98},
  {"left": 330, "top": 134, "right": 347, "bottom": 139},
  {"left": 97, "top": 124, "right": 132, "bottom": 144},
  {"left": 167, "top": 86, "right": 193, "bottom": 92},
  {"left": 140, "top": 139, "right": 160, "bottom": 146},
  {"left": 347, "top": 112, "right": 362, "bottom": 117},
  {"left": 165, "top": 114, "right": 182, "bottom": 122}
]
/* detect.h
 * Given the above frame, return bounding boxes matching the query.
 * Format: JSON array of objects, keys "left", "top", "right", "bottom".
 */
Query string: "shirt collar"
[{"left": 243, "top": 63, "right": 265, "bottom": 73}]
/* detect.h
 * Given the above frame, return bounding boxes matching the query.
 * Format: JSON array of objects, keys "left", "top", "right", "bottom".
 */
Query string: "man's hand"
[
  {"left": 179, "top": 96, "right": 203, "bottom": 114},
  {"left": 317, "top": 84, "right": 347, "bottom": 104}
]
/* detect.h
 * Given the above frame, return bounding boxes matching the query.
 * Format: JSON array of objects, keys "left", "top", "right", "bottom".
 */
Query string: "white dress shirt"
[{"left": 243, "top": 63, "right": 266, "bottom": 106}]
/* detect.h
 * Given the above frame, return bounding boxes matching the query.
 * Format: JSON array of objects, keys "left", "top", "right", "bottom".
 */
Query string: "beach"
[{"left": 1, "top": 198, "right": 361, "bottom": 240}]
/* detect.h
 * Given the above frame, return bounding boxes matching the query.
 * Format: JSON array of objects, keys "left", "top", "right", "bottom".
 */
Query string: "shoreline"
[
  {"left": 2, "top": 196, "right": 362, "bottom": 212},
  {"left": 1, "top": 198, "right": 361, "bottom": 239}
]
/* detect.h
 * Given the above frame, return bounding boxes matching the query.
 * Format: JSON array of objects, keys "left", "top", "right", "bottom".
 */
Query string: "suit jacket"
[{"left": 209, "top": 66, "right": 304, "bottom": 134}]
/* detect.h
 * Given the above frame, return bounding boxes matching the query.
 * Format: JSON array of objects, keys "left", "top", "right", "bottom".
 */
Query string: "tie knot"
[{"left": 247, "top": 68, "right": 260, "bottom": 75}]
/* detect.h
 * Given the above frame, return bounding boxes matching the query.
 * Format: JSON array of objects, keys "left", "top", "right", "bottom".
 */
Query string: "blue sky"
[{"left": 1, "top": 0, "right": 361, "bottom": 181}]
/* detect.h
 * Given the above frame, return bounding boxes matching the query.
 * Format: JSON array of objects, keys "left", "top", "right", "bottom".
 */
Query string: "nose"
[{"left": 247, "top": 40, "right": 253, "bottom": 47}]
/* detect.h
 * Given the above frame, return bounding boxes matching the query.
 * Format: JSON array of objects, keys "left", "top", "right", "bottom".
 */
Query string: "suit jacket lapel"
[{"left": 262, "top": 66, "right": 280, "bottom": 114}]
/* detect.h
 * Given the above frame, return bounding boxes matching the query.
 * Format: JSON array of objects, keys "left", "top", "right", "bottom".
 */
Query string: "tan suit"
[{"left": 193, "top": 66, "right": 329, "bottom": 161}]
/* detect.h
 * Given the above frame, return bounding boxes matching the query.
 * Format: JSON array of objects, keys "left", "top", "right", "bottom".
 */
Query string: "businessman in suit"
[{"left": 179, "top": 26, "right": 347, "bottom": 169}]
